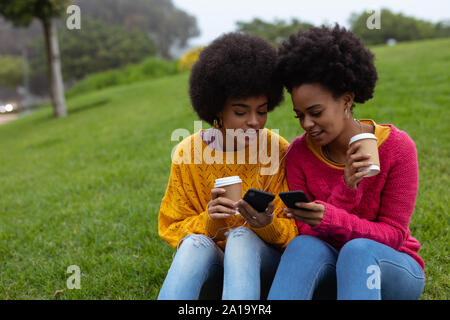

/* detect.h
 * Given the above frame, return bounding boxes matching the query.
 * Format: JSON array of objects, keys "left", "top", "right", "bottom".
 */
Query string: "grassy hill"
[{"left": 0, "top": 38, "right": 448, "bottom": 299}]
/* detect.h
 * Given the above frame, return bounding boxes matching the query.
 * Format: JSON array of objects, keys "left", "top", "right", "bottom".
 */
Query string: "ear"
[{"left": 343, "top": 92, "right": 355, "bottom": 108}]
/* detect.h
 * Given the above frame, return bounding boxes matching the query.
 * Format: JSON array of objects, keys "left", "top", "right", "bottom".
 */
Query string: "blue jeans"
[
  {"left": 157, "top": 227, "right": 281, "bottom": 300},
  {"left": 268, "top": 235, "right": 425, "bottom": 300}
]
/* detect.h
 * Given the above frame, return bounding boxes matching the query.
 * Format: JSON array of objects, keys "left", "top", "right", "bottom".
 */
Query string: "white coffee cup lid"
[
  {"left": 214, "top": 176, "right": 242, "bottom": 188},
  {"left": 349, "top": 133, "right": 378, "bottom": 146}
]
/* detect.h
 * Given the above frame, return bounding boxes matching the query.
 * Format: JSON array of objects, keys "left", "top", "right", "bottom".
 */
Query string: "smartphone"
[
  {"left": 243, "top": 188, "right": 275, "bottom": 213},
  {"left": 279, "top": 190, "right": 311, "bottom": 209}
]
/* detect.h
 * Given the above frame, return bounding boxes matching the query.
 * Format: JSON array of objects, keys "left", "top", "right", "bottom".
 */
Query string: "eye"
[
  {"left": 294, "top": 114, "right": 304, "bottom": 119},
  {"left": 311, "top": 111, "right": 322, "bottom": 117},
  {"left": 234, "top": 112, "right": 245, "bottom": 116},
  {"left": 258, "top": 111, "right": 267, "bottom": 115}
]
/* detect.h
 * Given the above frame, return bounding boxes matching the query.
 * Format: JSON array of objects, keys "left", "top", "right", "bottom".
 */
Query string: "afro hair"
[
  {"left": 277, "top": 24, "right": 378, "bottom": 104},
  {"left": 189, "top": 32, "right": 284, "bottom": 125}
]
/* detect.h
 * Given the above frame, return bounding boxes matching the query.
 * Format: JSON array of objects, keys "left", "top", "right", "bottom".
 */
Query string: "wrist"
[{"left": 248, "top": 214, "right": 273, "bottom": 228}]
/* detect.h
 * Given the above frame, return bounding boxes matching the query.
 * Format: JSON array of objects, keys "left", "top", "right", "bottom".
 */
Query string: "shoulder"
[
  {"left": 171, "top": 132, "right": 201, "bottom": 165},
  {"left": 286, "top": 133, "right": 308, "bottom": 158},
  {"left": 382, "top": 124, "right": 417, "bottom": 155},
  {"left": 380, "top": 125, "right": 418, "bottom": 171},
  {"left": 264, "top": 128, "right": 290, "bottom": 153}
]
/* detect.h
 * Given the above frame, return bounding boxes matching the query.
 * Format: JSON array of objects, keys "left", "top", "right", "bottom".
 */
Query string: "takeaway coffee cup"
[
  {"left": 348, "top": 133, "right": 380, "bottom": 177},
  {"left": 214, "top": 176, "right": 242, "bottom": 202}
]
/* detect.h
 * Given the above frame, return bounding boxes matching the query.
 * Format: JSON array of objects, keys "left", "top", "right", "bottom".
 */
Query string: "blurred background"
[
  {"left": 0, "top": 0, "right": 449, "bottom": 120},
  {"left": 0, "top": 0, "right": 448, "bottom": 299}
]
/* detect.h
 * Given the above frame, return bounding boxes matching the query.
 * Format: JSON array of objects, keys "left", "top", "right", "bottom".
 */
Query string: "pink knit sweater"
[{"left": 285, "top": 124, "right": 424, "bottom": 271}]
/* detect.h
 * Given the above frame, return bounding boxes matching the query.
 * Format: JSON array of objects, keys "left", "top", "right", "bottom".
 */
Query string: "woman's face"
[
  {"left": 291, "top": 83, "right": 352, "bottom": 146},
  {"left": 218, "top": 95, "right": 269, "bottom": 149}
]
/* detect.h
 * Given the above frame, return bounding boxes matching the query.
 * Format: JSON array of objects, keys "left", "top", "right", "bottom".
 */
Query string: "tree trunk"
[{"left": 42, "top": 18, "right": 67, "bottom": 117}]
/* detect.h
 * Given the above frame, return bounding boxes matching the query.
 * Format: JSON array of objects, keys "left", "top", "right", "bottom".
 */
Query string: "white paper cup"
[
  {"left": 348, "top": 133, "right": 380, "bottom": 177},
  {"left": 214, "top": 176, "right": 242, "bottom": 202}
]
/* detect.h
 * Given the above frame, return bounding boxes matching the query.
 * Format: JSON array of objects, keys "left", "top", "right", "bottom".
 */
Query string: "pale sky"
[{"left": 172, "top": 0, "right": 449, "bottom": 47}]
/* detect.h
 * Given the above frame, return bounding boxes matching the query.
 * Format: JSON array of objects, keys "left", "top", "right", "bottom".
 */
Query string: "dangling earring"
[
  {"left": 213, "top": 118, "right": 222, "bottom": 129},
  {"left": 345, "top": 104, "right": 353, "bottom": 120}
]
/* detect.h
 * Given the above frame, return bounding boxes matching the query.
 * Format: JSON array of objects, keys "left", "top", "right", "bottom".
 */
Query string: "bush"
[
  {"left": 67, "top": 57, "right": 179, "bottom": 97},
  {"left": 0, "top": 55, "right": 24, "bottom": 88},
  {"left": 178, "top": 46, "right": 204, "bottom": 72}
]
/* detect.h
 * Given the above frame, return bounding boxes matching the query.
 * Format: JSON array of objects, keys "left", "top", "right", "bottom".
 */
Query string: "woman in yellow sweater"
[{"left": 157, "top": 33, "right": 298, "bottom": 300}]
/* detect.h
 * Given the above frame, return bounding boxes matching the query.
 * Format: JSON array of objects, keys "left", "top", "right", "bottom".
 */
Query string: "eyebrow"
[
  {"left": 232, "top": 102, "right": 269, "bottom": 108},
  {"left": 293, "top": 104, "right": 321, "bottom": 112}
]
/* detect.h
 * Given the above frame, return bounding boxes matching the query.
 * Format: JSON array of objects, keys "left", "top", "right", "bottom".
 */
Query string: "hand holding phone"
[
  {"left": 238, "top": 188, "right": 275, "bottom": 228},
  {"left": 279, "top": 190, "right": 311, "bottom": 209},
  {"left": 279, "top": 191, "right": 325, "bottom": 227},
  {"left": 243, "top": 188, "right": 275, "bottom": 212}
]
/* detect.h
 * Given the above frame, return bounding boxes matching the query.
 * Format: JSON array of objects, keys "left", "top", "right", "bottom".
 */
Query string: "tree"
[
  {"left": 434, "top": 20, "right": 450, "bottom": 38},
  {"left": 72, "top": 0, "right": 200, "bottom": 59},
  {"left": 29, "top": 17, "right": 157, "bottom": 82},
  {"left": 349, "top": 8, "right": 444, "bottom": 45},
  {"left": 236, "top": 18, "right": 314, "bottom": 45},
  {"left": 0, "top": 0, "right": 69, "bottom": 117}
]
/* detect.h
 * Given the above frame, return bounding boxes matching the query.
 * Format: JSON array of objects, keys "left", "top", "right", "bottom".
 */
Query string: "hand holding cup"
[
  {"left": 207, "top": 176, "right": 242, "bottom": 220},
  {"left": 207, "top": 188, "right": 239, "bottom": 219},
  {"left": 345, "top": 132, "right": 380, "bottom": 189}
]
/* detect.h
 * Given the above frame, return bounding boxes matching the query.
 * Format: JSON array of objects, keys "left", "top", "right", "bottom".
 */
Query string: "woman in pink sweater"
[{"left": 268, "top": 25, "right": 425, "bottom": 300}]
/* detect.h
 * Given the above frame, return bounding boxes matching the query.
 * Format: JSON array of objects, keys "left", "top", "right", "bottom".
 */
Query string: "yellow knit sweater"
[{"left": 158, "top": 128, "right": 298, "bottom": 250}]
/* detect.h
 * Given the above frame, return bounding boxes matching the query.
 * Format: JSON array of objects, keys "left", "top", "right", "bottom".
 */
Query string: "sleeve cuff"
[
  {"left": 250, "top": 217, "right": 283, "bottom": 244},
  {"left": 311, "top": 200, "right": 334, "bottom": 233},
  {"left": 202, "top": 210, "right": 228, "bottom": 238}
]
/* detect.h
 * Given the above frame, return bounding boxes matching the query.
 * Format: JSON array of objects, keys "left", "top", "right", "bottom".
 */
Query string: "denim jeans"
[
  {"left": 268, "top": 235, "right": 425, "bottom": 300},
  {"left": 157, "top": 227, "right": 281, "bottom": 300}
]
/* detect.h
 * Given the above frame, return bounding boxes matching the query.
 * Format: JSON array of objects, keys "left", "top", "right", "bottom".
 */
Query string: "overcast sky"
[{"left": 172, "top": 0, "right": 450, "bottom": 46}]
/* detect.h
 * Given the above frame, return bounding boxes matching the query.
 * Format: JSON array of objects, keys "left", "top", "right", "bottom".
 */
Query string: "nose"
[
  {"left": 247, "top": 113, "right": 259, "bottom": 129},
  {"left": 302, "top": 115, "right": 315, "bottom": 131}
]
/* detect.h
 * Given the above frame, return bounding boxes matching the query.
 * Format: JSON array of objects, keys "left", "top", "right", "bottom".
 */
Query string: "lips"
[{"left": 309, "top": 130, "right": 323, "bottom": 137}]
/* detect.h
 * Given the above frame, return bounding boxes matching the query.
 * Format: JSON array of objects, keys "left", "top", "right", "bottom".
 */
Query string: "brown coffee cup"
[
  {"left": 214, "top": 176, "right": 242, "bottom": 202},
  {"left": 348, "top": 133, "right": 380, "bottom": 177}
]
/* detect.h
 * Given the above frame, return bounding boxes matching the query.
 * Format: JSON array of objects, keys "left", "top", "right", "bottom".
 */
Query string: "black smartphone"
[
  {"left": 243, "top": 188, "right": 275, "bottom": 213},
  {"left": 279, "top": 190, "right": 311, "bottom": 209}
]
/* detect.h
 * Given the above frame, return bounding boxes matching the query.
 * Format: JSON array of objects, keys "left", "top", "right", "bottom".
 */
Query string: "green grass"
[{"left": 0, "top": 38, "right": 449, "bottom": 299}]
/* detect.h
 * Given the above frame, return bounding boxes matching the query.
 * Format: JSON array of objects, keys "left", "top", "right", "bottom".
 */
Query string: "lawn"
[{"left": 0, "top": 38, "right": 448, "bottom": 299}]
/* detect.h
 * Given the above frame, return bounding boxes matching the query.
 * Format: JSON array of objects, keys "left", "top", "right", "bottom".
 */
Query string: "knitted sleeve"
[
  {"left": 158, "top": 136, "right": 228, "bottom": 248},
  {"left": 312, "top": 131, "right": 419, "bottom": 250}
]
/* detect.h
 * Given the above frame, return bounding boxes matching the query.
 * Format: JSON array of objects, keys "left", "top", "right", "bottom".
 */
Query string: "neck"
[
  {"left": 324, "top": 118, "right": 368, "bottom": 163},
  {"left": 219, "top": 128, "right": 247, "bottom": 152}
]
